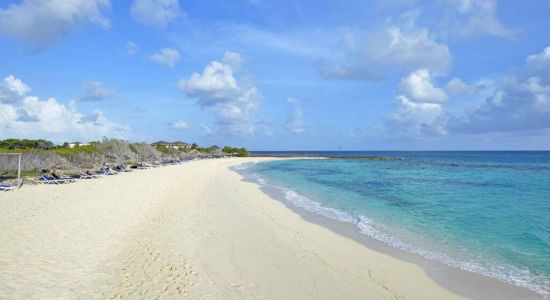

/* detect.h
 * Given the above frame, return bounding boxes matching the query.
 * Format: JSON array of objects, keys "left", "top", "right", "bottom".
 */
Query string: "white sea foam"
[
  {"left": 245, "top": 170, "right": 549, "bottom": 297},
  {"left": 231, "top": 162, "right": 255, "bottom": 171}
]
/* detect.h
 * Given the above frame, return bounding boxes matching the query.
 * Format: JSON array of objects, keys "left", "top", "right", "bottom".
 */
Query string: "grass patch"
[
  {"left": 155, "top": 145, "right": 170, "bottom": 154},
  {"left": 52, "top": 144, "right": 98, "bottom": 157}
]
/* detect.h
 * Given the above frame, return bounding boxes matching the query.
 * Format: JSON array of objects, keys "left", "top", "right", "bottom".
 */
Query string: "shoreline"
[
  {"left": 237, "top": 160, "right": 540, "bottom": 299},
  {"left": 0, "top": 157, "right": 542, "bottom": 299}
]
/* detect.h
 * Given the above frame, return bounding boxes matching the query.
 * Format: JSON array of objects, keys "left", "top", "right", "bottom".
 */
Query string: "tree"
[
  {"left": 0, "top": 139, "right": 54, "bottom": 150},
  {"left": 36, "top": 139, "right": 54, "bottom": 150}
]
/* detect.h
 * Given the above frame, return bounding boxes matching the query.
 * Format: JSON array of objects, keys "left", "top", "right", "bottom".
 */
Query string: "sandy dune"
[{"left": 0, "top": 158, "right": 468, "bottom": 299}]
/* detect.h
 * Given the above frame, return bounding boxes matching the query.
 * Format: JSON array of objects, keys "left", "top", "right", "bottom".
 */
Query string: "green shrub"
[
  {"left": 222, "top": 146, "right": 249, "bottom": 157},
  {"left": 52, "top": 144, "right": 97, "bottom": 157},
  {"left": 0, "top": 139, "right": 250, "bottom": 177},
  {"left": 0, "top": 138, "right": 54, "bottom": 150},
  {"left": 155, "top": 145, "right": 170, "bottom": 154}
]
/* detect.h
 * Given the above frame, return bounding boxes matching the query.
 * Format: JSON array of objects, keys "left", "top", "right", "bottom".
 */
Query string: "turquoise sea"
[{"left": 238, "top": 151, "right": 550, "bottom": 296}]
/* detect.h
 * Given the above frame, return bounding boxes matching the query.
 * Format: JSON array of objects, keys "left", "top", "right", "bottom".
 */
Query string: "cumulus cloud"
[
  {"left": 179, "top": 55, "right": 239, "bottom": 103},
  {"left": 387, "top": 95, "right": 447, "bottom": 136},
  {"left": 81, "top": 81, "right": 116, "bottom": 101},
  {"left": 388, "top": 46, "right": 550, "bottom": 137},
  {"left": 0, "top": 0, "right": 111, "bottom": 50},
  {"left": 0, "top": 75, "right": 129, "bottom": 142},
  {"left": 445, "top": 78, "right": 478, "bottom": 95},
  {"left": 130, "top": 0, "right": 182, "bottom": 27},
  {"left": 450, "top": 47, "right": 550, "bottom": 134},
  {"left": 286, "top": 98, "right": 306, "bottom": 134},
  {"left": 525, "top": 46, "right": 550, "bottom": 77},
  {"left": 0, "top": 75, "right": 31, "bottom": 103},
  {"left": 178, "top": 52, "right": 261, "bottom": 137},
  {"left": 150, "top": 47, "right": 181, "bottom": 68},
  {"left": 387, "top": 69, "right": 449, "bottom": 136},
  {"left": 442, "top": 0, "right": 517, "bottom": 39},
  {"left": 399, "top": 69, "right": 448, "bottom": 103},
  {"left": 170, "top": 120, "right": 188, "bottom": 129},
  {"left": 221, "top": 51, "right": 244, "bottom": 70},
  {"left": 319, "top": 11, "right": 451, "bottom": 80},
  {"left": 125, "top": 41, "right": 138, "bottom": 55}
]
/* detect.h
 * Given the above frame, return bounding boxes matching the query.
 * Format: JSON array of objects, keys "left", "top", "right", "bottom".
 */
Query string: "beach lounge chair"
[
  {"left": 115, "top": 166, "right": 132, "bottom": 173},
  {"left": 78, "top": 172, "right": 104, "bottom": 179},
  {"left": 40, "top": 175, "right": 75, "bottom": 184},
  {"left": 0, "top": 183, "right": 13, "bottom": 191},
  {"left": 99, "top": 167, "right": 118, "bottom": 175}
]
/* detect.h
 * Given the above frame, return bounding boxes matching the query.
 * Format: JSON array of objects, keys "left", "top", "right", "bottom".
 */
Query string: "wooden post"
[
  {"left": 0, "top": 153, "right": 23, "bottom": 188},
  {"left": 18, "top": 154, "right": 22, "bottom": 188}
]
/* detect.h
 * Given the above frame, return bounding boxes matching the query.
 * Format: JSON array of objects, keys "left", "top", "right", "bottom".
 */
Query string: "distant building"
[
  {"left": 67, "top": 142, "right": 90, "bottom": 148},
  {"left": 151, "top": 141, "right": 191, "bottom": 150}
]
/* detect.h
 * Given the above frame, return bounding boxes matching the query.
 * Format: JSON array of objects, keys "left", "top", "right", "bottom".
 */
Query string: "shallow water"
[{"left": 242, "top": 152, "right": 550, "bottom": 296}]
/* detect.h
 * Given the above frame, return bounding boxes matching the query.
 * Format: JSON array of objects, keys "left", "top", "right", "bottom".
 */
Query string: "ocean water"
[{"left": 240, "top": 151, "right": 550, "bottom": 296}]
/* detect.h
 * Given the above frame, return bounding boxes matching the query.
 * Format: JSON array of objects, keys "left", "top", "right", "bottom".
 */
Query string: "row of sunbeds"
[
  {"left": 1, "top": 157, "right": 226, "bottom": 191},
  {"left": 36, "top": 159, "right": 197, "bottom": 185},
  {"left": 39, "top": 165, "right": 137, "bottom": 184}
]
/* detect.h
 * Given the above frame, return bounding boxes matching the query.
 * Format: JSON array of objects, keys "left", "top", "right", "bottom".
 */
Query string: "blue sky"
[{"left": 1, "top": 0, "right": 549, "bottom": 150}]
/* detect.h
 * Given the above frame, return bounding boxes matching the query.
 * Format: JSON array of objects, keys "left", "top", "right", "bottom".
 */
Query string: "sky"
[{"left": 0, "top": 0, "right": 550, "bottom": 150}]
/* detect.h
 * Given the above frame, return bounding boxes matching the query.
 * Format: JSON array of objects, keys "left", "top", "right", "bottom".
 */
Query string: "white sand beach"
[{"left": 0, "top": 157, "right": 482, "bottom": 299}]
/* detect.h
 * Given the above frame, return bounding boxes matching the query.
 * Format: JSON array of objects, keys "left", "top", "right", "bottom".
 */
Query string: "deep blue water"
[{"left": 244, "top": 151, "right": 550, "bottom": 296}]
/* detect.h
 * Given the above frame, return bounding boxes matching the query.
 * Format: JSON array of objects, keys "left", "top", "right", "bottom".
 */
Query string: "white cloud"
[
  {"left": 0, "top": 75, "right": 128, "bottom": 142},
  {"left": 178, "top": 59, "right": 239, "bottom": 103},
  {"left": 170, "top": 120, "right": 188, "bottom": 129},
  {"left": 445, "top": 78, "right": 478, "bottom": 95},
  {"left": 526, "top": 46, "right": 550, "bottom": 66},
  {"left": 525, "top": 46, "right": 550, "bottom": 77},
  {"left": 178, "top": 52, "right": 260, "bottom": 137},
  {"left": 387, "top": 69, "right": 492, "bottom": 137},
  {"left": 387, "top": 94, "right": 447, "bottom": 136},
  {"left": 387, "top": 46, "right": 550, "bottom": 137},
  {"left": 522, "top": 77, "right": 550, "bottom": 111},
  {"left": 387, "top": 69, "right": 449, "bottom": 136},
  {"left": 0, "top": 75, "right": 31, "bottom": 103},
  {"left": 150, "top": 47, "right": 181, "bottom": 68},
  {"left": 0, "top": 0, "right": 111, "bottom": 50},
  {"left": 81, "top": 81, "right": 116, "bottom": 101},
  {"left": 125, "top": 41, "right": 138, "bottom": 55},
  {"left": 399, "top": 69, "right": 448, "bottom": 103},
  {"left": 286, "top": 98, "right": 305, "bottom": 134},
  {"left": 319, "top": 11, "right": 452, "bottom": 80},
  {"left": 130, "top": 0, "right": 182, "bottom": 27},
  {"left": 448, "top": 46, "right": 550, "bottom": 134},
  {"left": 442, "top": 0, "right": 516, "bottom": 39},
  {"left": 222, "top": 51, "right": 244, "bottom": 70}
]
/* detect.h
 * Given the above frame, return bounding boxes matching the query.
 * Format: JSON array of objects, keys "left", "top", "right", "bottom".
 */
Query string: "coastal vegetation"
[
  {"left": 0, "top": 138, "right": 249, "bottom": 179},
  {"left": 222, "top": 146, "right": 249, "bottom": 157},
  {"left": 0, "top": 139, "right": 55, "bottom": 150}
]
